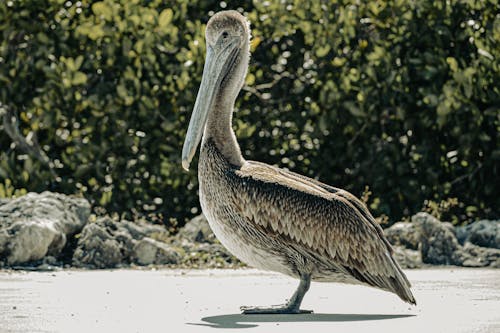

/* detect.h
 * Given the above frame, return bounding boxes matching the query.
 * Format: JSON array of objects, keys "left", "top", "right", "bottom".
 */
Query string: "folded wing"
[{"left": 231, "top": 161, "right": 415, "bottom": 304}]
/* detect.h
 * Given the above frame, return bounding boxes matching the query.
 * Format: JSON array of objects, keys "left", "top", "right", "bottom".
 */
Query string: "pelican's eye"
[{"left": 222, "top": 31, "right": 229, "bottom": 39}]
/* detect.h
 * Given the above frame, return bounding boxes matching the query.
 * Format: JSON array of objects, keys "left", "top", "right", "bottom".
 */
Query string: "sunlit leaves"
[
  {"left": 158, "top": 8, "right": 173, "bottom": 28},
  {"left": 92, "top": 2, "right": 114, "bottom": 21},
  {"left": 249, "top": 0, "right": 498, "bottom": 222}
]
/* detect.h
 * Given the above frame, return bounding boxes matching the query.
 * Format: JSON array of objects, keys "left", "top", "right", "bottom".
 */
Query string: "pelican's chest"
[
  {"left": 198, "top": 141, "right": 236, "bottom": 212},
  {"left": 197, "top": 141, "right": 292, "bottom": 275},
  {"left": 198, "top": 141, "right": 247, "bottom": 253}
]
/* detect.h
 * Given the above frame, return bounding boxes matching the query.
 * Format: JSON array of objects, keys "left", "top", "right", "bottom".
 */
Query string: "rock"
[
  {"left": 132, "top": 238, "right": 181, "bottom": 265},
  {"left": 72, "top": 216, "right": 170, "bottom": 268},
  {"left": 387, "top": 213, "right": 499, "bottom": 268},
  {"left": 179, "top": 240, "right": 242, "bottom": 268},
  {"left": 72, "top": 221, "right": 125, "bottom": 268},
  {"left": 392, "top": 245, "right": 422, "bottom": 269},
  {"left": 384, "top": 222, "right": 421, "bottom": 250},
  {"left": 412, "top": 212, "right": 461, "bottom": 265},
  {"left": 454, "top": 243, "right": 500, "bottom": 268},
  {"left": 0, "top": 192, "right": 90, "bottom": 266},
  {"left": 173, "top": 216, "right": 242, "bottom": 268},
  {"left": 455, "top": 220, "right": 499, "bottom": 249},
  {"left": 118, "top": 219, "right": 169, "bottom": 241},
  {"left": 43, "top": 255, "right": 58, "bottom": 266},
  {"left": 177, "top": 214, "right": 216, "bottom": 243},
  {"left": 189, "top": 244, "right": 239, "bottom": 268}
]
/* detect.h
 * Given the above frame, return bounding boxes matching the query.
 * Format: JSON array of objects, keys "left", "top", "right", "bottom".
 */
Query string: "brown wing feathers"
[{"left": 234, "top": 162, "right": 416, "bottom": 304}]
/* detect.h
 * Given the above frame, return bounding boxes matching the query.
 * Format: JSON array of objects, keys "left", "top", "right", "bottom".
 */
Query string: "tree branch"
[{"left": 0, "top": 103, "right": 57, "bottom": 177}]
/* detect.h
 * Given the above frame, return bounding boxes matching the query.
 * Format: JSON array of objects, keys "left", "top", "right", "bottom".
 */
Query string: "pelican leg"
[{"left": 241, "top": 274, "right": 313, "bottom": 314}]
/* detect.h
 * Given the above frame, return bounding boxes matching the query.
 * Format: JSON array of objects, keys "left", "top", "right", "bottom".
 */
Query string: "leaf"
[
  {"left": 92, "top": 2, "right": 113, "bottom": 21},
  {"left": 245, "top": 73, "right": 255, "bottom": 86},
  {"left": 315, "top": 44, "right": 331, "bottom": 57},
  {"left": 72, "top": 72, "right": 87, "bottom": 85},
  {"left": 250, "top": 36, "right": 261, "bottom": 52},
  {"left": 343, "top": 101, "right": 366, "bottom": 117},
  {"left": 158, "top": 8, "right": 173, "bottom": 28},
  {"left": 74, "top": 56, "right": 84, "bottom": 70},
  {"left": 21, "top": 170, "right": 29, "bottom": 182},
  {"left": 88, "top": 25, "right": 105, "bottom": 40},
  {"left": 99, "top": 190, "right": 112, "bottom": 206},
  {"left": 477, "top": 48, "right": 494, "bottom": 60},
  {"left": 446, "top": 57, "right": 458, "bottom": 72},
  {"left": 332, "top": 57, "right": 346, "bottom": 67},
  {"left": 117, "top": 84, "right": 128, "bottom": 98}
]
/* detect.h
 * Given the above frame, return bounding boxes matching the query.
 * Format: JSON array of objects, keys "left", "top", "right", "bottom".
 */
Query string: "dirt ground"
[{"left": 0, "top": 268, "right": 498, "bottom": 333}]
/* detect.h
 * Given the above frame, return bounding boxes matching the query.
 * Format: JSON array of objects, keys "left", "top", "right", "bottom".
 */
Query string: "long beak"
[{"left": 182, "top": 39, "right": 239, "bottom": 171}]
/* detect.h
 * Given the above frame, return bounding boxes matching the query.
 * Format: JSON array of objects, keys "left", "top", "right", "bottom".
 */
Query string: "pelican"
[{"left": 182, "top": 10, "right": 416, "bottom": 314}]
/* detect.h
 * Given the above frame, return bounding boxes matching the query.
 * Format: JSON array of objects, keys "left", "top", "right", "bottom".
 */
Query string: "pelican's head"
[{"left": 182, "top": 10, "right": 250, "bottom": 171}]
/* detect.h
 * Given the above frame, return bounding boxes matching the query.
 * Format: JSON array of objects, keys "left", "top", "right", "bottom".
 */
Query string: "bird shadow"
[{"left": 190, "top": 312, "right": 416, "bottom": 329}]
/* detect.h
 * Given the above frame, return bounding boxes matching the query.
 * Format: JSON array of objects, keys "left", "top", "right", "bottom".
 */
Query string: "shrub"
[{"left": 0, "top": 0, "right": 498, "bottom": 225}]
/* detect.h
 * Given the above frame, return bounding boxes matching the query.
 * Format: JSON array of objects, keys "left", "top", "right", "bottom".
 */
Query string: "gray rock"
[
  {"left": 385, "top": 215, "right": 463, "bottom": 266},
  {"left": 386, "top": 213, "right": 499, "bottom": 268},
  {"left": 119, "top": 219, "right": 169, "bottom": 241},
  {"left": 384, "top": 222, "right": 421, "bottom": 250},
  {"left": 177, "top": 214, "right": 215, "bottom": 243},
  {"left": 43, "top": 256, "right": 58, "bottom": 266},
  {"left": 132, "top": 238, "right": 181, "bottom": 265},
  {"left": 456, "top": 220, "right": 499, "bottom": 249},
  {"left": 412, "top": 212, "right": 461, "bottom": 265},
  {"left": 454, "top": 225, "right": 468, "bottom": 245},
  {"left": 72, "top": 216, "right": 170, "bottom": 268},
  {"left": 72, "top": 220, "right": 124, "bottom": 268},
  {"left": 172, "top": 217, "right": 243, "bottom": 268},
  {"left": 392, "top": 245, "right": 422, "bottom": 269},
  {"left": 0, "top": 192, "right": 90, "bottom": 265},
  {"left": 454, "top": 243, "right": 500, "bottom": 268}
]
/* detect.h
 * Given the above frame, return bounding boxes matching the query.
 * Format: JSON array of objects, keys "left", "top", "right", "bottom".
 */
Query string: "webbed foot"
[
  {"left": 241, "top": 304, "right": 313, "bottom": 314},
  {"left": 241, "top": 273, "right": 313, "bottom": 315}
]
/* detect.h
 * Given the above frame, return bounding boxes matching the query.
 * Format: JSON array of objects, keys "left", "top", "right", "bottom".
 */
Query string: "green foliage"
[
  {"left": 0, "top": 0, "right": 498, "bottom": 225},
  {"left": 422, "top": 197, "right": 460, "bottom": 224},
  {"left": 244, "top": 0, "right": 499, "bottom": 222},
  {"left": 0, "top": 178, "right": 27, "bottom": 198},
  {"left": 0, "top": 0, "right": 209, "bottom": 220}
]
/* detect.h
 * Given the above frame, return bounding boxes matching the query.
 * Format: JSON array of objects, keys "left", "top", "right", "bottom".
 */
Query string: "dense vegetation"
[{"left": 0, "top": 0, "right": 498, "bottom": 226}]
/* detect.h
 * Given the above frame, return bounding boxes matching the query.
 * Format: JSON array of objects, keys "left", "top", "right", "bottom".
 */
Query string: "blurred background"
[{"left": 0, "top": 0, "right": 498, "bottom": 230}]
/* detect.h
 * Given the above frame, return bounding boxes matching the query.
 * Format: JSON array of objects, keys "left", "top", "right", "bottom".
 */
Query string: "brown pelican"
[{"left": 182, "top": 10, "right": 416, "bottom": 314}]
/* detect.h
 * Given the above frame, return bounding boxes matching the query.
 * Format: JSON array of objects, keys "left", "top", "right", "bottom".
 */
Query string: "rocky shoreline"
[{"left": 0, "top": 192, "right": 498, "bottom": 270}]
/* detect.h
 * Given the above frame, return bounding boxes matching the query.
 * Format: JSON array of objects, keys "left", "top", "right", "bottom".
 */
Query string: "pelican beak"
[{"left": 182, "top": 37, "right": 240, "bottom": 171}]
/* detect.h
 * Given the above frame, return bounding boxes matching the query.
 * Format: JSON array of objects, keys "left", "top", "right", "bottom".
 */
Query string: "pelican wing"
[{"left": 232, "top": 161, "right": 415, "bottom": 304}]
